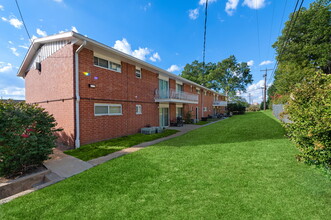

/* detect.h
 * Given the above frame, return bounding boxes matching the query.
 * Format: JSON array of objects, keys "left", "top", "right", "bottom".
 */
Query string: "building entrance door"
[{"left": 159, "top": 108, "right": 169, "bottom": 127}]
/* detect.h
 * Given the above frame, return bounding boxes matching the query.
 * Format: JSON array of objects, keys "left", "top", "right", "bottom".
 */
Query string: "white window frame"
[
  {"left": 94, "top": 103, "right": 122, "bottom": 116},
  {"left": 203, "top": 107, "right": 207, "bottom": 112},
  {"left": 136, "top": 104, "right": 142, "bottom": 115},
  {"left": 94, "top": 56, "right": 121, "bottom": 73}
]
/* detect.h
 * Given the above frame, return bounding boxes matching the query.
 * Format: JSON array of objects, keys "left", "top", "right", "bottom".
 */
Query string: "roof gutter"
[{"left": 74, "top": 40, "right": 86, "bottom": 148}]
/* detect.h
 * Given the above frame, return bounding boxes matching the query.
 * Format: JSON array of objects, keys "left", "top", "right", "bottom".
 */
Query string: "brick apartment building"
[{"left": 17, "top": 32, "right": 227, "bottom": 148}]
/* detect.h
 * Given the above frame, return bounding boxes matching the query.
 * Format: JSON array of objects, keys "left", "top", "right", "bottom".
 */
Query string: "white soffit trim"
[
  {"left": 158, "top": 75, "right": 169, "bottom": 81},
  {"left": 176, "top": 80, "right": 183, "bottom": 85},
  {"left": 176, "top": 104, "right": 183, "bottom": 108},
  {"left": 159, "top": 103, "right": 169, "bottom": 108}
]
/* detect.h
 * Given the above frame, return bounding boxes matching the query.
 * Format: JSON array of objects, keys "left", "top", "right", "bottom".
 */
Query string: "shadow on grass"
[{"left": 156, "top": 111, "right": 287, "bottom": 147}]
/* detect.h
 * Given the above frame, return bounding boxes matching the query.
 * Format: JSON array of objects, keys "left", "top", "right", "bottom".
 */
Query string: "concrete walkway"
[{"left": 43, "top": 149, "right": 93, "bottom": 178}]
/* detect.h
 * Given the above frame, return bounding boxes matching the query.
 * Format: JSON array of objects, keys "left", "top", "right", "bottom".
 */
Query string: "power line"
[
  {"left": 202, "top": 0, "right": 208, "bottom": 67},
  {"left": 15, "top": 0, "right": 31, "bottom": 41},
  {"left": 255, "top": 6, "right": 261, "bottom": 62},
  {"left": 267, "top": 1, "right": 276, "bottom": 59},
  {"left": 268, "top": 0, "right": 305, "bottom": 85}
]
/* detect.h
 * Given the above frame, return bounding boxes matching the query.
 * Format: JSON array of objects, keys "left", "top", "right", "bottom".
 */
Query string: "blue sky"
[{"left": 0, "top": 0, "right": 314, "bottom": 103}]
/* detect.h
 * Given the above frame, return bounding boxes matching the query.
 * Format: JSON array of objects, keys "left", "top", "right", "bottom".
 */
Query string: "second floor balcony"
[
  {"left": 155, "top": 88, "right": 199, "bottom": 104},
  {"left": 213, "top": 100, "right": 227, "bottom": 107}
]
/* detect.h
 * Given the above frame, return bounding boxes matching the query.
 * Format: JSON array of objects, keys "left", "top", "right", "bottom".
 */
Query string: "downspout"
[{"left": 74, "top": 40, "right": 86, "bottom": 148}]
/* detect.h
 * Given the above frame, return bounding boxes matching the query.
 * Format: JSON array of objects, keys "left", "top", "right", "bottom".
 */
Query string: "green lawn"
[
  {"left": 65, "top": 129, "right": 178, "bottom": 161},
  {"left": 1, "top": 111, "right": 330, "bottom": 219}
]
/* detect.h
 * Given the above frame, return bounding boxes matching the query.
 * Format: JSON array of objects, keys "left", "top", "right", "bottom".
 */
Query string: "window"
[
  {"left": 136, "top": 105, "right": 142, "bottom": 114},
  {"left": 94, "top": 56, "right": 121, "bottom": 72},
  {"left": 94, "top": 104, "right": 122, "bottom": 116},
  {"left": 196, "top": 88, "right": 200, "bottom": 94},
  {"left": 203, "top": 107, "right": 207, "bottom": 112},
  {"left": 176, "top": 107, "right": 183, "bottom": 117},
  {"left": 136, "top": 69, "right": 141, "bottom": 78},
  {"left": 176, "top": 84, "right": 183, "bottom": 92}
]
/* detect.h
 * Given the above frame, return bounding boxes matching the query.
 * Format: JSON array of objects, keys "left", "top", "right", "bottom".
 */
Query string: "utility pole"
[
  {"left": 248, "top": 93, "right": 251, "bottom": 105},
  {"left": 260, "top": 68, "right": 273, "bottom": 110}
]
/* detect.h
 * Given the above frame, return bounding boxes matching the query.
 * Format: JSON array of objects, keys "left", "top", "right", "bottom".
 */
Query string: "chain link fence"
[{"left": 272, "top": 104, "right": 292, "bottom": 123}]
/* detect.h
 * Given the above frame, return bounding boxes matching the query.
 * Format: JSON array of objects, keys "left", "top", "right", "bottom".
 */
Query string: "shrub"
[
  {"left": 247, "top": 104, "right": 260, "bottom": 112},
  {"left": 184, "top": 111, "right": 193, "bottom": 124},
  {"left": 0, "top": 100, "right": 61, "bottom": 177},
  {"left": 284, "top": 73, "right": 331, "bottom": 169},
  {"left": 227, "top": 103, "right": 246, "bottom": 115}
]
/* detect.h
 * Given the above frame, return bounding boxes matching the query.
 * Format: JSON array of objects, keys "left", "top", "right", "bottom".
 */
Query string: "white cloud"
[
  {"left": 30, "top": 35, "right": 38, "bottom": 42},
  {"left": 10, "top": 48, "right": 19, "bottom": 56},
  {"left": 0, "top": 63, "right": 13, "bottom": 73},
  {"left": 225, "top": 0, "right": 239, "bottom": 16},
  {"left": 2, "top": 16, "right": 23, "bottom": 29},
  {"left": 167, "top": 65, "right": 180, "bottom": 72},
  {"left": 114, "top": 38, "right": 133, "bottom": 55},
  {"left": 19, "top": 45, "right": 29, "bottom": 49},
  {"left": 149, "top": 52, "right": 161, "bottom": 62},
  {"left": 240, "top": 79, "right": 272, "bottom": 104},
  {"left": 132, "top": 47, "right": 151, "bottom": 60},
  {"left": 71, "top": 26, "right": 78, "bottom": 33},
  {"left": 113, "top": 38, "right": 158, "bottom": 62},
  {"left": 189, "top": 8, "right": 199, "bottom": 20},
  {"left": 199, "top": 0, "right": 217, "bottom": 5},
  {"left": 259, "top": 60, "right": 273, "bottom": 66},
  {"left": 36, "top": 28, "right": 47, "bottom": 37},
  {"left": 0, "top": 5, "right": 4, "bottom": 11},
  {"left": 143, "top": 2, "right": 152, "bottom": 11},
  {"left": 9, "top": 18, "right": 23, "bottom": 29},
  {"left": 242, "top": 0, "right": 266, "bottom": 9},
  {"left": 53, "top": 0, "right": 63, "bottom": 3},
  {"left": 8, "top": 41, "right": 13, "bottom": 44},
  {"left": 247, "top": 60, "right": 254, "bottom": 66},
  {"left": 0, "top": 86, "right": 25, "bottom": 100}
]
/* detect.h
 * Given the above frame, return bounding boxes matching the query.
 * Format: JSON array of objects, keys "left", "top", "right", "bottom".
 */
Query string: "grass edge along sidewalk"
[
  {"left": 1, "top": 111, "right": 330, "bottom": 219},
  {"left": 65, "top": 129, "right": 179, "bottom": 161}
]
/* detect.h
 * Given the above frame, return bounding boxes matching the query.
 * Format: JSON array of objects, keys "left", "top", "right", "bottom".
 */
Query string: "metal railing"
[
  {"left": 155, "top": 89, "right": 198, "bottom": 102},
  {"left": 213, "top": 100, "right": 227, "bottom": 106}
]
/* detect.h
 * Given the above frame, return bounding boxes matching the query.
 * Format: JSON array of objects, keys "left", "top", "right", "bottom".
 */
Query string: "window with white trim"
[
  {"left": 94, "top": 104, "right": 122, "bottom": 116},
  {"left": 136, "top": 69, "right": 141, "bottom": 78},
  {"left": 136, "top": 105, "right": 142, "bottom": 114},
  {"left": 203, "top": 107, "right": 207, "bottom": 112},
  {"left": 94, "top": 56, "right": 121, "bottom": 72}
]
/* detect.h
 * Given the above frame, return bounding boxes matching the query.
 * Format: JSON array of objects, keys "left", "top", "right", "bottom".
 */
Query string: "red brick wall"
[
  {"left": 169, "top": 103, "right": 176, "bottom": 122},
  {"left": 25, "top": 44, "right": 75, "bottom": 146},
  {"left": 77, "top": 48, "right": 159, "bottom": 145}
]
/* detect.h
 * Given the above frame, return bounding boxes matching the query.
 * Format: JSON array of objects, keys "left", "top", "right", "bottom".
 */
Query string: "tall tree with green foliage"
[
  {"left": 180, "top": 60, "right": 216, "bottom": 88},
  {"left": 272, "top": 0, "right": 331, "bottom": 97},
  {"left": 209, "top": 55, "right": 253, "bottom": 97}
]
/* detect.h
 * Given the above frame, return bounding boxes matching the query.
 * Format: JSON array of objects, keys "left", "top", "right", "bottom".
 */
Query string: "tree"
[
  {"left": 210, "top": 55, "right": 253, "bottom": 97},
  {"left": 229, "top": 96, "right": 249, "bottom": 107},
  {"left": 272, "top": 0, "right": 331, "bottom": 97},
  {"left": 180, "top": 60, "right": 216, "bottom": 88}
]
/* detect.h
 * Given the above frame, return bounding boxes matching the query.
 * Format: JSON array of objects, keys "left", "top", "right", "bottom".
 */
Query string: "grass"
[
  {"left": 1, "top": 111, "right": 330, "bottom": 219},
  {"left": 64, "top": 129, "right": 179, "bottom": 161}
]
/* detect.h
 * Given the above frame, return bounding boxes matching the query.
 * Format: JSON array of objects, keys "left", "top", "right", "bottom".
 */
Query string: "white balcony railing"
[
  {"left": 213, "top": 101, "right": 227, "bottom": 107},
  {"left": 155, "top": 88, "right": 199, "bottom": 103}
]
